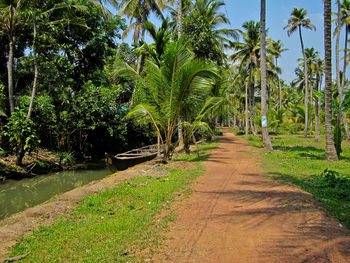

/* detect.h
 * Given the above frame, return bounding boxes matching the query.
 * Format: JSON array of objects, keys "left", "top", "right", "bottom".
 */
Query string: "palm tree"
[
  {"left": 231, "top": 20, "right": 260, "bottom": 136},
  {"left": 193, "top": 0, "right": 238, "bottom": 48},
  {"left": 118, "top": 0, "right": 166, "bottom": 73},
  {"left": 260, "top": 0, "right": 272, "bottom": 150},
  {"left": 270, "top": 40, "right": 287, "bottom": 110},
  {"left": 284, "top": 8, "right": 316, "bottom": 138},
  {"left": 324, "top": 0, "right": 338, "bottom": 161},
  {"left": 136, "top": 19, "right": 171, "bottom": 66},
  {"left": 336, "top": 0, "right": 350, "bottom": 140},
  {"left": 314, "top": 58, "right": 323, "bottom": 142},
  {"left": 113, "top": 40, "right": 218, "bottom": 162},
  {"left": 0, "top": 0, "right": 28, "bottom": 115}
]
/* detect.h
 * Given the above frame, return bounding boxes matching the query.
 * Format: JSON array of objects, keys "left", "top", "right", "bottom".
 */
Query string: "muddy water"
[{"left": 0, "top": 165, "right": 111, "bottom": 220}]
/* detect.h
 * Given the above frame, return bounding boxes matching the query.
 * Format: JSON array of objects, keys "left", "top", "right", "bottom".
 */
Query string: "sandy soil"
[
  {"left": 0, "top": 161, "right": 168, "bottom": 261},
  {"left": 153, "top": 128, "right": 350, "bottom": 263}
]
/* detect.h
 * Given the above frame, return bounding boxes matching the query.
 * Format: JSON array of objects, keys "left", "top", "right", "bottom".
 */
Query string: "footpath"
[{"left": 153, "top": 128, "right": 350, "bottom": 263}]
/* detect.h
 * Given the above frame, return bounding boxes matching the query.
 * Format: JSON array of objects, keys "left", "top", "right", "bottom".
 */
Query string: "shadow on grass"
[{"left": 267, "top": 171, "right": 350, "bottom": 229}]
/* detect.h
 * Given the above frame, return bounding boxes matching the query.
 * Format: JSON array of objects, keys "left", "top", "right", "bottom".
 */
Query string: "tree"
[
  {"left": 231, "top": 21, "right": 261, "bottom": 136},
  {"left": 118, "top": 0, "right": 166, "bottom": 74},
  {"left": 0, "top": 0, "right": 29, "bottom": 115},
  {"left": 335, "top": 0, "right": 350, "bottom": 140},
  {"left": 284, "top": 8, "right": 316, "bottom": 138},
  {"left": 270, "top": 40, "right": 287, "bottom": 110},
  {"left": 260, "top": 0, "right": 272, "bottom": 150},
  {"left": 114, "top": 40, "right": 218, "bottom": 162},
  {"left": 324, "top": 0, "right": 338, "bottom": 161},
  {"left": 183, "top": 0, "right": 238, "bottom": 64},
  {"left": 26, "top": 0, "right": 89, "bottom": 120}
]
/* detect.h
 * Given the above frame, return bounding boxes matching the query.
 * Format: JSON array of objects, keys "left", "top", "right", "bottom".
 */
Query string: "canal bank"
[{"left": 0, "top": 160, "right": 167, "bottom": 261}]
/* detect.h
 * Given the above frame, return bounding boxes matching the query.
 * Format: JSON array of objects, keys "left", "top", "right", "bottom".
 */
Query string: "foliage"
[
  {"left": 115, "top": 40, "right": 218, "bottom": 162},
  {"left": 183, "top": 0, "right": 237, "bottom": 64},
  {"left": 4, "top": 109, "right": 40, "bottom": 160},
  {"left": 0, "top": 83, "right": 6, "bottom": 117},
  {"left": 56, "top": 151, "right": 76, "bottom": 166}
]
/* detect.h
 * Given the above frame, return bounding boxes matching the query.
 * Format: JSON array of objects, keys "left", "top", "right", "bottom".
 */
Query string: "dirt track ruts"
[{"left": 153, "top": 128, "right": 350, "bottom": 263}]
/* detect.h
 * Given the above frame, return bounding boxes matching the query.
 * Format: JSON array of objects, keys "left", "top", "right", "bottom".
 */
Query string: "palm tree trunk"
[
  {"left": 299, "top": 26, "right": 309, "bottom": 138},
  {"left": 342, "top": 26, "right": 350, "bottom": 140},
  {"left": 7, "top": 35, "right": 15, "bottom": 115},
  {"left": 260, "top": 0, "right": 272, "bottom": 150},
  {"left": 27, "top": 15, "right": 38, "bottom": 120},
  {"left": 245, "top": 80, "right": 249, "bottom": 137},
  {"left": 315, "top": 60, "right": 320, "bottom": 142},
  {"left": 309, "top": 68, "right": 313, "bottom": 132},
  {"left": 177, "top": 0, "right": 182, "bottom": 39},
  {"left": 324, "top": 0, "right": 338, "bottom": 161},
  {"left": 136, "top": 11, "right": 146, "bottom": 74},
  {"left": 251, "top": 75, "right": 258, "bottom": 137},
  {"left": 276, "top": 57, "right": 282, "bottom": 110}
]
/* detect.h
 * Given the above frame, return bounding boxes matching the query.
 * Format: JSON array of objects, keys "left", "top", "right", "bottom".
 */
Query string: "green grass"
[
  {"left": 246, "top": 134, "right": 350, "bottom": 228},
  {"left": 8, "top": 140, "right": 219, "bottom": 262},
  {"left": 173, "top": 139, "right": 219, "bottom": 162}
]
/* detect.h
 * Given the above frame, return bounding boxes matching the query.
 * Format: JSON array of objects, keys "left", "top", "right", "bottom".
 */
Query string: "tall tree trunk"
[
  {"left": 315, "top": 60, "right": 320, "bottom": 142},
  {"left": 177, "top": 0, "right": 182, "bottom": 39},
  {"left": 324, "top": 0, "right": 338, "bottom": 161},
  {"left": 7, "top": 36, "right": 15, "bottom": 115},
  {"left": 245, "top": 80, "right": 249, "bottom": 137},
  {"left": 309, "top": 68, "right": 313, "bottom": 132},
  {"left": 233, "top": 112, "right": 237, "bottom": 129},
  {"left": 176, "top": 0, "right": 184, "bottom": 146},
  {"left": 299, "top": 26, "right": 309, "bottom": 137},
  {"left": 342, "top": 26, "right": 350, "bottom": 140},
  {"left": 260, "top": 0, "right": 272, "bottom": 150},
  {"left": 276, "top": 57, "right": 282, "bottom": 110},
  {"left": 136, "top": 26, "right": 145, "bottom": 74},
  {"left": 251, "top": 74, "right": 258, "bottom": 137},
  {"left": 27, "top": 15, "right": 38, "bottom": 120}
]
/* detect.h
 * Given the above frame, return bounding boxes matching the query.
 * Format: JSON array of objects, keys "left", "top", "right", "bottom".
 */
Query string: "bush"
[{"left": 57, "top": 152, "right": 76, "bottom": 166}]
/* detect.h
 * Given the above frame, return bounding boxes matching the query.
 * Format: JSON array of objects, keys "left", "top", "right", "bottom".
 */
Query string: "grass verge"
[
  {"left": 245, "top": 134, "right": 350, "bottom": 228},
  {"left": 7, "top": 140, "right": 219, "bottom": 262}
]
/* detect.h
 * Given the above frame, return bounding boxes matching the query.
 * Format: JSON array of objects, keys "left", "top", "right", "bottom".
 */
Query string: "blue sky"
[{"left": 109, "top": 0, "right": 348, "bottom": 83}]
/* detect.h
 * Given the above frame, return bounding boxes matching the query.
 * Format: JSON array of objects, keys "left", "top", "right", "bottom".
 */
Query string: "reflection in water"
[{"left": 0, "top": 167, "right": 111, "bottom": 220}]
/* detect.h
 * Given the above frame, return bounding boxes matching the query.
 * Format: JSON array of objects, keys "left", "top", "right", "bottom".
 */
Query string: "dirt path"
[{"left": 154, "top": 128, "right": 350, "bottom": 263}]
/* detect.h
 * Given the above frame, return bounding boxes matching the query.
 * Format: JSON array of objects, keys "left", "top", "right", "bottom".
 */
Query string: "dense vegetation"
[{"left": 0, "top": 1, "right": 349, "bottom": 178}]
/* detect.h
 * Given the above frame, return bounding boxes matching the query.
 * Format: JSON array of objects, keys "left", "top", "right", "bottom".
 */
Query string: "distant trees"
[{"left": 284, "top": 8, "right": 316, "bottom": 138}]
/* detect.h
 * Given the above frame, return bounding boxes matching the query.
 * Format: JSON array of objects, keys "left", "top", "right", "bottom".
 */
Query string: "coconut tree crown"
[{"left": 284, "top": 8, "right": 316, "bottom": 36}]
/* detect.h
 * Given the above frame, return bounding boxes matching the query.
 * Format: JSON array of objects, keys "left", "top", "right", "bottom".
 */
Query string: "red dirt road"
[{"left": 154, "top": 128, "right": 350, "bottom": 262}]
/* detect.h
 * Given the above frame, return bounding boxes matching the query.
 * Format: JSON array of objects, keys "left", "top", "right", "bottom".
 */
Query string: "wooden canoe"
[{"left": 105, "top": 144, "right": 160, "bottom": 172}]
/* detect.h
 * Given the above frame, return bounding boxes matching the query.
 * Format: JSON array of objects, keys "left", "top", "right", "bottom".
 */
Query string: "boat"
[{"left": 105, "top": 144, "right": 161, "bottom": 172}]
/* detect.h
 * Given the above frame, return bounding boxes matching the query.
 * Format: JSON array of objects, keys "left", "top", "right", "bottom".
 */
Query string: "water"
[{"left": 0, "top": 165, "right": 111, "bottom": 220}]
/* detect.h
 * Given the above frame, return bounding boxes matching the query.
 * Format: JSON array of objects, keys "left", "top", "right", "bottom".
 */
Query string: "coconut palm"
[
  {"left": 314, "top": 58, "right": 324, "bottom": 141},
  {"left": 136, "top": 19, "right": 172, "bottom": 66},
  {"left": 284, "top": 8, "right": 316, "bottom": 138},
  {"left": 270, "top": 40, "right": 287, "bottom": 109},
  {"left": 260, "top": 0, "right": 272, "bottom": 150},
  {"left": 335, "top": 0, "right": 350, "bottom": 140},
  {"left": 192, "top": 0, "right": 237, "bottom": 46},
  {"left": 187, "top": 0, "right": 238, "bottom": 62},
  {"left": 324, "top": 0, "right": 338, "bottom": 161},
  {"left": 231, "top": 21, "right": 261, "bottom": 136},
  {"left": 113, "top": 40, "right": 218, "bottom": 162},
  {"left": 118, "top": 0, "right": 166, "bottom": 73}
]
